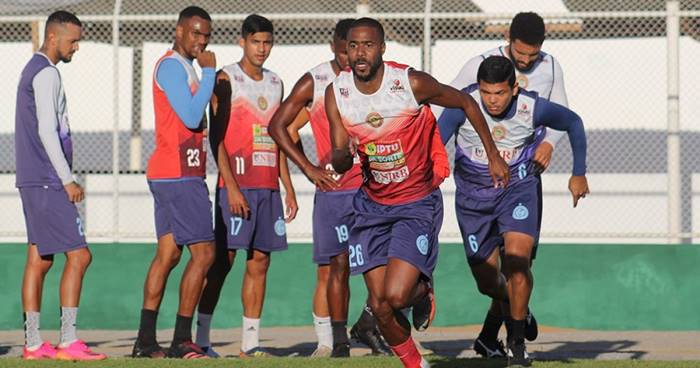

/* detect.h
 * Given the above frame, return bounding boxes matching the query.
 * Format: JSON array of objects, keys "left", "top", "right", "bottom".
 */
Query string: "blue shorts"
[
  {"left": 219, "top": 188, "right": 287, "bottom": 252},
  {"left": 148, "top": 179, "right": 214, "bottom": 246},
  {"left": 456, "top": 177, "right": 539, "bottom": 266},
  {"left": 19, "top": 186, "right": 87, "bottom": 256},
  {"left": 312, "top": 190, "right": 356, "bottom": 265},
  {"left": 348, "top": 189, "right": 443, "bottom": 280}
]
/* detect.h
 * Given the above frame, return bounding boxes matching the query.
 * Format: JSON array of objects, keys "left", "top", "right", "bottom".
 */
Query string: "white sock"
[
  {"left": 312, "top": 313, "right": 332, "bottom": 348},
  {"left": 24, "top": 311, "right": 42, "bottom": 349},
  {"left": 59, "top": 307, "right": 78, "bottom": 347},
  {"left": 195, "top": 313, "right": 212, "bottom": 348},
  {"left": 241, "top": 316, "right": 260, "bottom": 352},
  {"left": 420, "top": 356, "right": 431, "bottom": 368}
]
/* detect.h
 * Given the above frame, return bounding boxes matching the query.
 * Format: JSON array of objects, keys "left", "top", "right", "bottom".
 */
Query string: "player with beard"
[
  {"left": 433, "top": 12, "right": 569, "bottom": 358},
  {"left": 326, "top": 18, "right": 509, "bottom": 368}
]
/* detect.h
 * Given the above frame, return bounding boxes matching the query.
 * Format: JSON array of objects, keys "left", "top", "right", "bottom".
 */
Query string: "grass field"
[{"left": 2, "top": 358, "right": 700, "bottom": 368}]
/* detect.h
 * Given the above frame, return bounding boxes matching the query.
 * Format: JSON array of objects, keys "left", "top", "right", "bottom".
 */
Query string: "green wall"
[{"left": 0, "top": 243, "right": 698, "bottom": 330}]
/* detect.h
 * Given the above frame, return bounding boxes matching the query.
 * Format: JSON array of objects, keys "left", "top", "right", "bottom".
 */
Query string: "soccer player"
[
  {"left": 435, "top": 12, "right": 570, "bottom": 358},
  {"left": 132, "top": 6, "right": 216, "bottom": 359},
  {"left": 194, "top": 14, "right": 298, "bottom": 358},
  {"left": 326, "top": 18, "right": 509, "bottom": 368},
  {"left": 15, "top": 10, "right": 105, "bottom": 361},
  {"left": 268, "top": 19, "right": 390, "bottom": 357},
  {"left": 438, "top": 55, "right": 589, "bottom": 366}
]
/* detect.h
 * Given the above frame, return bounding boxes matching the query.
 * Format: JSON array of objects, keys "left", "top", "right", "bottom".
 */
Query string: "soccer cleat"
[
  {"left": 412, "top": 285, "right": 436, "bottom": 332},
  {"left": 310, "top": 345, "right": 332, "bottom": 357},
  {"left": 507, "top": 340, "right": 531, "bottom": 367},
  {"left": 239, "top": 346, "right": 271, "bottom": 358},
  {"left": 168, "top": 340, "right": 208, "bottom": 359},
  {"left": 473, "top": 337, "right": 506, "bottom": 359},
  {"left": 131, "top": 340, "right": 166, "bottom": 358},
  {"left": 23, "top": 342, "right": 57, "bottom": 360},
  {"left": 55, "top": 340, "right": 107, "bottom": 361},
  {"left": 200, "top": 345, "right": 220, "bottom": 358},
  {"left": 350, "top": 323, "right": 391, "bottom": 356},
  {"left": 525, "top": 309, "right": 538, "bottom": 342},
  {"left": 330, "top": 342, "right": 350, "bottom": 358}
]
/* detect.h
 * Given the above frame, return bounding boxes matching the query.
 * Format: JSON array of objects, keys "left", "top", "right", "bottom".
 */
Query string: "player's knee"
[
  {"left": 384, "top": 288, "right": 411, "bottom": 311},
  {"left": 192, "top": 246, "right": 215, "bottom": 269},
  {"left": 66, "top": 248, "right": 92, "bottom": 270},
  {"left": 367, "top": 298, "right": 391, "bottom": 322},
  {"left": 27, "top": 256, "right": 53, "bottom": 273},
  {"left": 156, "top": 251, "right": 181, "bottom": 268}
]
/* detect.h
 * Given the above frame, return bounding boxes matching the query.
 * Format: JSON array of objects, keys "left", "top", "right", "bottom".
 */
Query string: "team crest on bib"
[
  {"left": 257, "top": 96, "right": 268, "bottom": 111},
  {"left": 512, "top": 203, "right": 529, "bottom": 220},
  {"left": 492, "top": 124, "right": 506, "bottom": 141},
  {"left": 416, "top": 234, "right": 429, "bottom": 255},
  {"left": 366, "top": 112, "right": 384, "bottom": 128},
  {"left": 274, "top": 217, "right": 286, "bottom": 236},
  {"left": 517, "top": 74, "right": 529, "bottom": 89}
]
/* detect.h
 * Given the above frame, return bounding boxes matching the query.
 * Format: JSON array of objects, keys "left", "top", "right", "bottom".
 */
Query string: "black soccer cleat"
[
  {"left": 473, "top": 337, "right": 506, "bottom": 359},
  {"left": 330, "top": 342, "right": 351, "bottom": 358},
  {"left": 507, "top": 339, "right": 531, "bottom": 367},
  {"left": 131, "top": 340, "right": 166, "bottom": 359},
  {"left": 350, "top": 323, "right": 391, "bottom": 356},
  {"left": 525, "top": 309, "right": 538, "bottom": 341},
  {"left": 167, "top": 340, "right": 208, "bottom": 359},
  {"left": 412, "top": 285, "right": 435, "bottom": 332}
]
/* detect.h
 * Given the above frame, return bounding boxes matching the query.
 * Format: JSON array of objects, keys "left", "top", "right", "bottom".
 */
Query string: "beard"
[
  {"left": 508, "top": 48, "right": 535, "bottom": 72},
  {"left": 352, "top": 56, "right": 382, "bottom": 82}
]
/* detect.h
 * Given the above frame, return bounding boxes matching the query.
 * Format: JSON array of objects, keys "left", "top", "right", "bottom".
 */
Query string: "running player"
[
  {"left": 435, "top": 12, "right": 570, "bottom": 357},
  {"left": 438, "top": 55, "right": 589, "bottom": 366},
  {"left": 326, "top": 18, "right": 509, "bottom": 368},
  {"left": 194, "top": 14, "right": 298, "bottom": 358},
  {"left": 132, "top": 6, "right": 216, "bottom": 359},
  {"left": 268, "top": 19, "right": 390, "bottom": 357},
  {"left": 15, "top": 10, "right": 105, "bottom": 361}
]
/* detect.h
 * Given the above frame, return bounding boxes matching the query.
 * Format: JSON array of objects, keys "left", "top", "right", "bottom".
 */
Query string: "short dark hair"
[
  {"left": 242, "top": 14, "right": 273, "bottom": 38},
  {"left": 477, "top": 56, "right": 516, "bottom": 87},
  {"left": 509, "top": 12, "right": 545, "bottom": 46},
  {"left": 349, "top": 17, "right": 385, "bottom": 41},
  {"left": 177, "top": 6, "right": 211, "bottom": 24},
  {"left": 334, "top": 18, "right": 355, "bottom": 41},
  {"left": 46, "top": 10, "right": 82, "bottom": 28}
]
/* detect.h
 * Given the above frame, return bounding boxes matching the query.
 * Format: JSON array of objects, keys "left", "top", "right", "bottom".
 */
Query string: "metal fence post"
[
  {"left": 112, "top": 0, "right": 123, "bottom": 242},
  {"left": 666, "top": 0, "right": 681, "bottom": 244}
]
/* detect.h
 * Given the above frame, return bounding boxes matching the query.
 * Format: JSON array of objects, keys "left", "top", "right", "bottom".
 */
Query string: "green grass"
[{"left": 2, "top": 358, "right": 700, "bottom": 368}]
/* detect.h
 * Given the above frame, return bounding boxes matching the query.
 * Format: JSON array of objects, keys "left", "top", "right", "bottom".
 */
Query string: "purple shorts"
[
  {"left": 456, "top": 176, "right": 539, "bottom": 266},
  {"left": 348, "top": 189, "right": 443, "bottom": 280},
  {"left": 312, "top": 190, "right": 357, "bottom": 265},
  {"left": 148, "top": 179, "right": 214, "bottom": 246},
  {"left": 219, "top": 188, "right": 287, "bottom": 252},
  {"left": 19, "top": 186, "right": 87, "bottom": 256}
]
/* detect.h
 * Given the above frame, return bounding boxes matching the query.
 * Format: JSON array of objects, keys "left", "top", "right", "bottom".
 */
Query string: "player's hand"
[
  {"left": 488, "top": 155, "right": 510, "bottom": 188},
  {"left": 227, "top": 187, "right": 250, "bottom": 220},
  {"left": 569, "top": 175, "right": 590, "bottom": 208},
  {"left": 533, "top": 141, "right": 554, "bottom": 173},
  {"left": 64, "top": 182, "right": 84, "bottom": 203},
  {"left": 284, "top": 192, "right": 298, "bottom": 223},
  {"left": 348, "top": 137, "right": 359, "bottom": 156},
  {"left": 196, "top": 50, "right": 216, "bottom": 69},
  {"left": 303, "top": 165, "right": 339, "bottom": 192}
]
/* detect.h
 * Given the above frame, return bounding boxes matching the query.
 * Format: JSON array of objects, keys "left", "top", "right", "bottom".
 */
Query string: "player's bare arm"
[
  {"left": 409, "top": 69, "right": 510, "bottom": 187},
  {"left": 325, "top": 84, "right": 353, "bottom": 174},
  {"left": 269, "top": 73, "right": 338, "bottom": 191},
  {"left": 210, "top": 72, "right": 250, "bottom": 219},
  {"left": 278, "top": 150, "right": 299, "bottom": 222}
]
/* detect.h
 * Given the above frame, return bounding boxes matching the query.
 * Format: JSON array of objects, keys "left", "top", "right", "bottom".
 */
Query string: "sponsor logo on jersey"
[
  {"left": 517, "top": 101, "right": 532, "bottom": 122},
  {"left": 257, "top": 96, "right": 269, "bottom": 111},
  {"left": 339, "top": 87, "right": 349, "bottom": 98},
  {"left": 234, "top": 75, "right": 244, "bottom": 83},
  {"left": 390, "top": 78, "right": 405, "bottom": 93},
  {"left": 365, "top": 140, "right": 410, "bottom": 184},
  {"left": 253, "top": 151, "right": 277, "bottom": 167},
  {"left": 315, "top": 74, "right": 329, "bottom": 82},
  {"left": 366, "top": 112, "right": 384, "bottom": 128}
]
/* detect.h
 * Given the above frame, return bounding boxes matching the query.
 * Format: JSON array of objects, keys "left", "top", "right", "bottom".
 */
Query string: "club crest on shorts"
[
  {"left": 416, "top": 234, "right": 429, "bottom": 255},
  {"left": 274, "top": 217, "right": 286, "bottom": 236},
  {"left": 257, "top": 96, "right": 268, "bottom": 111},
  {"left": 512, "top": 203, "right": 529, "bottom": 220}
]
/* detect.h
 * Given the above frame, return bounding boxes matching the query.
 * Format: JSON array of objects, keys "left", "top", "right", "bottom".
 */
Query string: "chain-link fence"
[{"left": 1, "top": 1, "right": 698, "bottom": 243}]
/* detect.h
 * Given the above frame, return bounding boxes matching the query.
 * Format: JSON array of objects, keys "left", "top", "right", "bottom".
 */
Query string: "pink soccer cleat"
[
  {"left": 55, "top": 340, "right": 106, "bottom": 361},
  {"left": 23, "top": 342, "right": 57, "bottom": 360}
]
